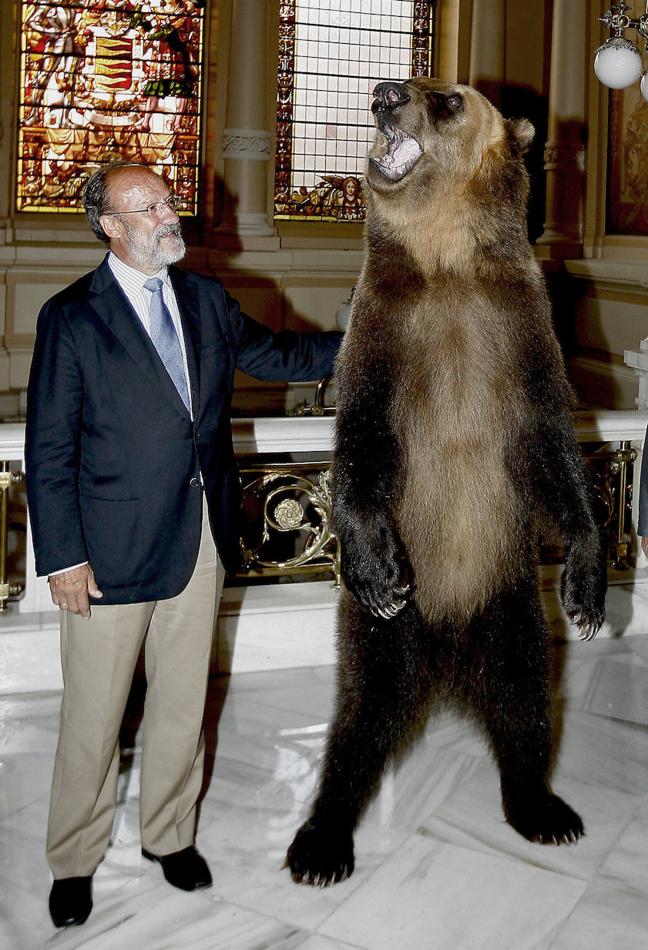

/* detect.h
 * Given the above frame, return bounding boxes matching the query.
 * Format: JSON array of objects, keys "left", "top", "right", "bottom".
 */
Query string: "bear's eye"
[{"left": 446, "top": 94, "right": 463, "bottom": 112}]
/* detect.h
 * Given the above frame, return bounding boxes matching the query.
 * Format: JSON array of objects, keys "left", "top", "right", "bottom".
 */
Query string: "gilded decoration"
[
  {"left": 607, "top": 85, "right": 648, "bottom": 234},
  {"left": 17, "top": 0, "right": 206, "bottom": 214},
  {"left": 238, "top": 466, "right": 340, "bottom": 585}
]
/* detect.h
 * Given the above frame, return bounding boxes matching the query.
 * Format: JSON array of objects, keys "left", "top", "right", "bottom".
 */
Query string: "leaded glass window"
[
  {"left": 275, "top": 0, "right": 435, "bottom": 223},
  {"left": 17, "top": 0, "right": 206, "bottom": 215}
]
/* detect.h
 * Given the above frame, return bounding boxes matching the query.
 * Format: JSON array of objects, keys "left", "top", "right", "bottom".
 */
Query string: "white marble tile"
[
  {"left": 595, "top": 795, "right": 648, "bottom": 895},
  {"left": 625, "top": 634, "right": 648, "bottom": 665},
  {"left": 199, "top": 799, "right": 406, "bottom": 933},
  {"left": 319, "top": 834, "right": 586, "bottom": 950},
  {"left": 418, "top": 758, "right": 643, "bottom": 880},
  {"left": 46, "top": 883, "right": 310, "bottom": 950},
  {"left": 362, "top": 745, "right": 484, "bottom": 836},
  {"left": 552, "top": 707, "right": 648, "bottom": 796},
  {"left": 293, "top": 938, "right": 364, "bottom": 950},
  {"left": 0, "top": 756, "right": 53, "bottom": 824},
  {"left": 581, "top": 652, "right": 648, "bottom": 726},
  {"left": 553, "top": 639, "right": 631, "bottom": 712},
  {"left": 2, "top": 635, "right": 648, "bottom": 948},
  {"left": 0, "top": 868, "right": 49, "bottom": 950},
  {"left": 550, "top": 881, "right": 648, "bottom": 950}
]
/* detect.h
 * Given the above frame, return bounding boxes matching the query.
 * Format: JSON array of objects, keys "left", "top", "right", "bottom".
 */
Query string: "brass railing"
[
  {"left": 234, "top": 442, "right": 638, "bottom": 585},
  {"left": 0, "top": 423, "right": 643, "bottom": 605}
]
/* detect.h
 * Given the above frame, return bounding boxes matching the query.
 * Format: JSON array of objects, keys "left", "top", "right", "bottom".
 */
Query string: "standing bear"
[{"left": 287, "top": 78, "right": 608, "bottom": 886}]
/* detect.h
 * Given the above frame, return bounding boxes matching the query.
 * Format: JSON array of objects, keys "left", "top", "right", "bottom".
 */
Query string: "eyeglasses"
[{"left": 103, "top": 194, "right": 183, "bottom": 217}]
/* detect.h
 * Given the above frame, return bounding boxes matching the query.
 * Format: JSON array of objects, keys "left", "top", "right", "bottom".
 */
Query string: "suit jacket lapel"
[{"left": 88, "top": 257, "right": 193, "bottom": 420}]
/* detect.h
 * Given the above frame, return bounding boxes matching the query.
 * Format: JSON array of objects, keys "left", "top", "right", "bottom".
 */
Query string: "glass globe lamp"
[{"left": 594, "top": 37, "right": 643, "bottom": 88}]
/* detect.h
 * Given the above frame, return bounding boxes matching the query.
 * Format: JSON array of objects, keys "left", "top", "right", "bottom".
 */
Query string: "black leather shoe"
[
  {"left": 49, "top": 876, "right": 93, "bottom": 928},
  {"left": 142, "top": 846, "right": 212, "bottom": 891}
]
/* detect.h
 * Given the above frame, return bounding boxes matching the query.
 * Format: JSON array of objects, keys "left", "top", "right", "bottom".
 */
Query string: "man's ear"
[
  {"left": 506, "top": 117, "right": 534, "bottom": 157},
  {"left": 99, "top": 213, "right": 121, "bottom": 240}
]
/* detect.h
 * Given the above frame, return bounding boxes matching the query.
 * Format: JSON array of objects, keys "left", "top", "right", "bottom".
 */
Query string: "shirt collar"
[{"left": 108, "top": 251, "right": 169, "bottom": 289}]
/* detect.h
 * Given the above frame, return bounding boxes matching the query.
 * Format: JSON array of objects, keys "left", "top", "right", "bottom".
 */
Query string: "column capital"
[{"left": 543, "top": 141, "right": 586, "bottom": 171}]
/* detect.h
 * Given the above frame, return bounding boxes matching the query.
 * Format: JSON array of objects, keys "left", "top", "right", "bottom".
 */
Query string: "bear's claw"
[
  {"left": 505, "top": 792, "right": 584, "bottom": 845},
  {"left": 371, "top": 584, "right": 410, "bottom": 619},
  {"left": 286, "top": 819, "right": 355, "bottom": 887}
]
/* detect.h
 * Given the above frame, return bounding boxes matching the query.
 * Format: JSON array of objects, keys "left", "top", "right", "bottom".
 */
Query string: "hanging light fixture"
[{"left": 594, "top": 2, "right": 648, "bottom": 100}]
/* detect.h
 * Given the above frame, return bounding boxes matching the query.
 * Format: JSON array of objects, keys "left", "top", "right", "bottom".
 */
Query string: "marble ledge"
[
  {"left": 0, "top": 236, "right": 104, "bottom": 265},
  {"left": 0, "top": 238, "right": 365, "bottom": 278},
  {"left": 5, "top": 411, "right": 646, "bottom": 458},
  {"left": 563, "top": 258, "right": 648, "bottom": 293},
  {"left": 198, "top": 244, "right": 364, "bottom": 275}
]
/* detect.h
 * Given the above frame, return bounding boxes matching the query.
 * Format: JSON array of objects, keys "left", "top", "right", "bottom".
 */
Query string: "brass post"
[
  {"left": 0, "top": 462, "right": 25, "bottom": 611},
  {"left": 610, "top": 441, "right": 636, "bottom": 570},
  {"left": 0, "top": 462, "right": 11, "bottom": 611}
]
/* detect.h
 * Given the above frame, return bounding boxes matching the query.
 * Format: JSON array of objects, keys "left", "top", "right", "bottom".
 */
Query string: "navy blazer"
[
  {"left": 639, "top": 426, "right": 648, "bottom": 538},
  {"left": 25, "top": 256, "right": 341, "bottom": 604}
]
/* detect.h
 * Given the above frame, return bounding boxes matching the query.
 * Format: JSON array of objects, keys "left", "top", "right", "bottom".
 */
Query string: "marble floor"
[{"left": 2, "top": 635, "right": 648, "bottom": 950}]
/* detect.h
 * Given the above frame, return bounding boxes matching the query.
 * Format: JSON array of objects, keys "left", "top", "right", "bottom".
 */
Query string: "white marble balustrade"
[{"left": 2, "top": 411, "right": 648, "bottom": 695}]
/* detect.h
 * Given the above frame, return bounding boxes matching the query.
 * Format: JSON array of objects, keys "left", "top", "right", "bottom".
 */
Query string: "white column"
[
  {"left": 536, "top": 0, "right": 587, "bottom": 252},
  {"left": 220, "top": 0, "right": 275, "bottom": 237},
  {"left": 624, "top": 340, "right": 648, "bottom": 409},
  {"left": 468, "top": 0, "right": 506, "bottom": 105}
]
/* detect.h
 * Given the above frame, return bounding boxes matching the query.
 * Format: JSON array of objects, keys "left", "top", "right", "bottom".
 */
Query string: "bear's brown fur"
[{"left": 287, "top": 78, "right": 607, "bottom": 887}]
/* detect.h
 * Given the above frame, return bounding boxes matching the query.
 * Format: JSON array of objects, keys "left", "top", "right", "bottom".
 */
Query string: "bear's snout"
[{"left": 372, "top": 81, "right": 411, "bottom": 122}]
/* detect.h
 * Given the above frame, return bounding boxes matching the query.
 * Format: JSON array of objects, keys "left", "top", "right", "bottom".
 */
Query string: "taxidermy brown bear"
[{"left": 286, "top": 78, "right": 608, "bottom": 886}]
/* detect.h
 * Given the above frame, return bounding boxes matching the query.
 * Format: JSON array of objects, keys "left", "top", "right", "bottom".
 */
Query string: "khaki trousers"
[{"left": 47, "top": 503, "right": 225, "bottom": 879}]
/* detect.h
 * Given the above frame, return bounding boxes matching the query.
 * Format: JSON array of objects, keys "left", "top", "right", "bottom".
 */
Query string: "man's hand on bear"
[
  {"left": 337, "top": 513, "right": 412, "bottom": 619},
  {"left": 560, "top": 537, "right": 607, "bottom": 641}
]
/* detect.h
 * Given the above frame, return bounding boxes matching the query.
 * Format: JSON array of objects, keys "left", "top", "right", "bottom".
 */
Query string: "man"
[{"left": 25, "top": 162, "right": 341, "bottom": 928}]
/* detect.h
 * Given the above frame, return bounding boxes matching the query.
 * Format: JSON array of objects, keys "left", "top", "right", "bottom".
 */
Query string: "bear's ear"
[{"left": 506, "top": 117, "right": 535, "bottom": 156}]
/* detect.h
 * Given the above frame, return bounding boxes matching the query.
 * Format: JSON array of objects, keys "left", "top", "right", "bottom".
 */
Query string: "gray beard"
[{"left": 124, "top": 223, "right": 186, "bottom": 270}]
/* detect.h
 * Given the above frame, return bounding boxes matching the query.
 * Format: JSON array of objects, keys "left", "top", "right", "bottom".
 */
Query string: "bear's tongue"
[{"left": 375, "top": 129, "right": 422, "bottom": 181}]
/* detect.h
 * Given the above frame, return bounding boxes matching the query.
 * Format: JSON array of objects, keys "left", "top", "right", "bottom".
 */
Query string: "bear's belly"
[{"left": 396, "top": 409, "right": 522, "bottom": 624}]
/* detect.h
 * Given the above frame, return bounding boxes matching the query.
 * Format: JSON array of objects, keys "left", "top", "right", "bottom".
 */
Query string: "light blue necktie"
[{"left": 143, "top": 277, "right": 190, "bottom": 411}]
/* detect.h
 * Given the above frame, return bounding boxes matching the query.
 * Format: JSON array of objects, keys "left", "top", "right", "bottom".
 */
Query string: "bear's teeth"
[{"left": 381, "top": 135, "right": 422, "bottom": 179}]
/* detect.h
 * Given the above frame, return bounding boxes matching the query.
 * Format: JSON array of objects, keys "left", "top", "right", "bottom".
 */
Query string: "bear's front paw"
[
  {"left": 339, "top": 517, "right": 412, "bottom": 620},
  {"left": 561, "top": 545, "right": 606, "bottom": 641},
  {"left": 505, "top": 792, "right": 584, "bottom": 845},
  {"left": 286, "top": 819, "right": 355, "bottom": 886}
]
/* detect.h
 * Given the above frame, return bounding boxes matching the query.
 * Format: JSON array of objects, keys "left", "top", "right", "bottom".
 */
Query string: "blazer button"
[{"left": 189, "top": 477, "right": 200, "bottom": 488}]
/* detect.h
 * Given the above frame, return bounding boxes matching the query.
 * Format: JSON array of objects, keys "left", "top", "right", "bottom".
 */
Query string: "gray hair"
[{"left": 82, "top": 162, "right": 148, "bottom": 243}]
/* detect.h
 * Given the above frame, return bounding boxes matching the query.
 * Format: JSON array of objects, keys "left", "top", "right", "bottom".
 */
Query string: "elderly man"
[{"left": 25, "top": 162, "right": 341, "bottom": 928}]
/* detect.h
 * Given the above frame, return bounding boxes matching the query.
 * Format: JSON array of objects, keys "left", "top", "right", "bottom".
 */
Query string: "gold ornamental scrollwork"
[
  {"left": 238, "top": 465, "right": 340, "bottom": 587},
  {"left": 273, "top": 497, "right": 304, "bottom": 530}
]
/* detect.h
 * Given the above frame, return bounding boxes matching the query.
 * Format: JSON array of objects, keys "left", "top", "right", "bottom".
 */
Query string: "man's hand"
[
  {"left": 641, "top": 536, "right": 648, "bottom": 559},
  {"left": 48, "top": 565, "right": 103, "bottom": 619}
]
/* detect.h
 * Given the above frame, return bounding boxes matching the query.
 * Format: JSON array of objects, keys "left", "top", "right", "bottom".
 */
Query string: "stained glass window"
[
  {"left": 16, "top": 0, "right": 206, "bottom": 215},
  {"left": 275, "top": 0, "right": 435, "bottom": 222}
]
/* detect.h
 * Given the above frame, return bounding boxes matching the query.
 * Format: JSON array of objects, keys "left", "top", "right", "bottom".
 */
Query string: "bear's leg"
[
  {"left": 464, "top": 576, "right": 584, "bottom": 845},
  {"left": 287, "top": 591, "right": 429, "bottom": 885}
]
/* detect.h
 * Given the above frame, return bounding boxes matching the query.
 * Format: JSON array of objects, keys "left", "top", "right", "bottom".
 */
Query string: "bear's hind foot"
[
  {"left": 286, "top": 818, "right": 354, "bottom": 886},
  {"left": 504, "top": 792, "right": 584, "bottom": 845}
]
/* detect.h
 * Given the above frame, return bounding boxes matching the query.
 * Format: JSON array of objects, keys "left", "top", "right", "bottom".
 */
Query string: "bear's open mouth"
[{"left": 371, "top": 127, "right": 422, "bottom": 181}]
